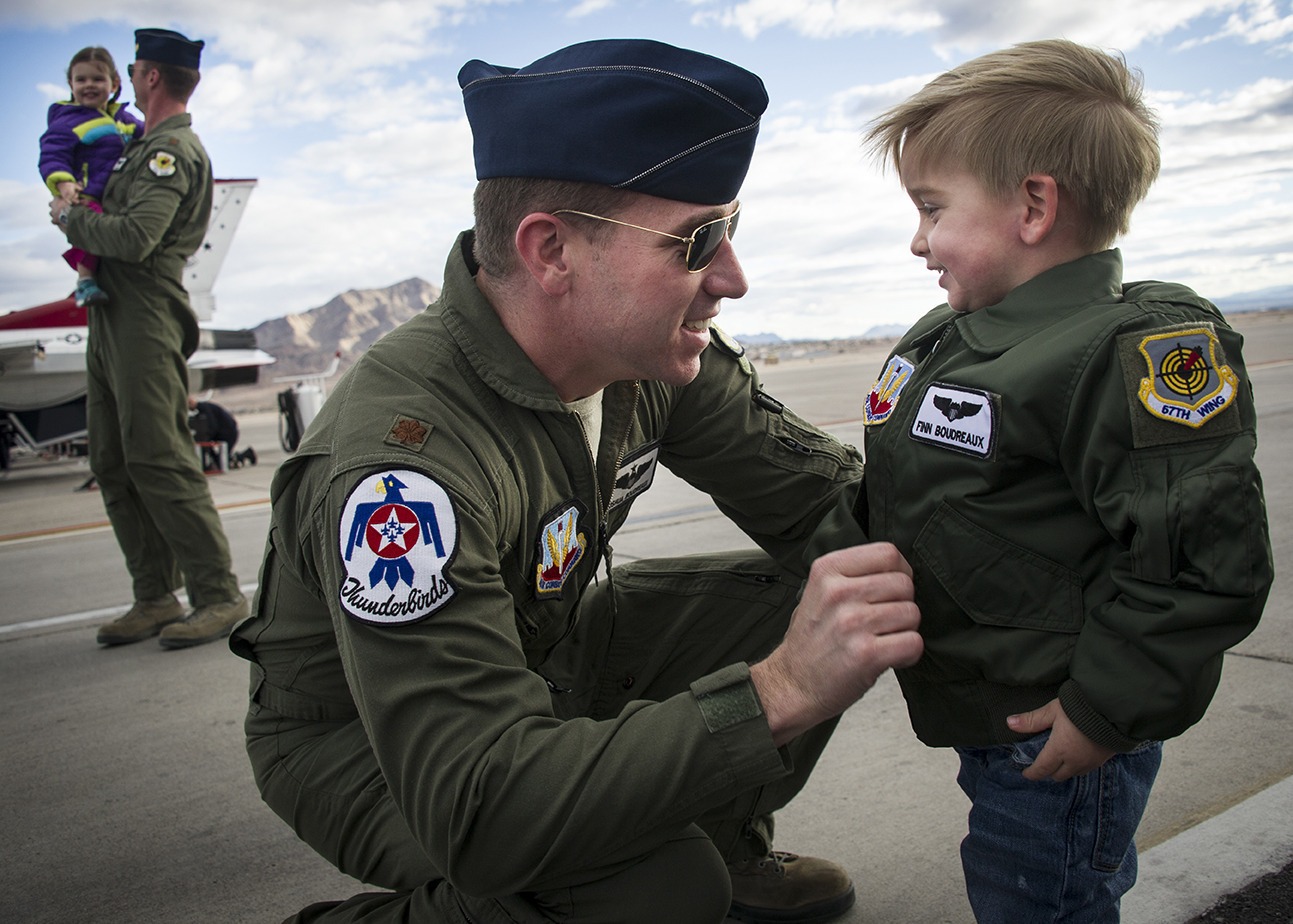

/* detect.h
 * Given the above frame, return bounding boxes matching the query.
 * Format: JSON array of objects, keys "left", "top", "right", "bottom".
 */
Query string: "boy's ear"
[
  {"left": 514, "top": 213, "right": 572, "bottom": 296},
  {"left": 1018, "top": 174, "right": 1060, "bottom": 246}
]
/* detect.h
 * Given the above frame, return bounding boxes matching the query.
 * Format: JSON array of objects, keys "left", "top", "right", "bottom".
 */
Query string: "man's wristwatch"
[{"left": 57, "top": 207, "right": 70, "bottom": 225}]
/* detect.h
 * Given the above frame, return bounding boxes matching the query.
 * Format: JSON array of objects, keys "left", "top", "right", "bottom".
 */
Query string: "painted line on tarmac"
[
  {"left": 0, "top": 497, "right": 270, "bottom": 545},
  {"left": 0, "top": 581, "right": 261, "bottom": 637}
]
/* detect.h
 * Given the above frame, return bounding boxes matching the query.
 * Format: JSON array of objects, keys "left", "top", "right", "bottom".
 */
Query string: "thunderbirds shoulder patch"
[
  {"left": 148, "top": 152, "right": 176, "bottom": 177},
  {"left": 1132, "top": 326, "right": 1238, "bottom": 428},
  {"left": 338, "top": 470, "right": 457, "bottom": 625}
]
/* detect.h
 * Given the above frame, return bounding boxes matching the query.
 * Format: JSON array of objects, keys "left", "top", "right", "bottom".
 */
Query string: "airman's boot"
[
  {"left": 158, "top": 593, "right": 250, "bottom": 649},
  {"left": 728, "top": 851, "right": 856, "bottom": 924},
  {"left": 97, "top": 594, "right": 185, "bottom": 645}
]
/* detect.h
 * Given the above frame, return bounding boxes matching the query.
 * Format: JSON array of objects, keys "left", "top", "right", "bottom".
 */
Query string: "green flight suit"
[
  {"left": 65, "top": 113, "right": 239, "bottom": 606},
  {"left": 854, "top": 250, "right": 1272, "bottom": 750},
  {"left": 231, "top": 233, "right": 863, "bottom": 922}
]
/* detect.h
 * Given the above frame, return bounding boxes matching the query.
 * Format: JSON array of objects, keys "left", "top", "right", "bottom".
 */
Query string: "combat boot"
[
  {"left": 158, "top": 593, "right": 250, "bottom": 649},
  {"left": 97, "top": 595, "right": 185, "bottom": 645},
  {"left": 728, "top": 851, "right": 856, "bottom": 924}
]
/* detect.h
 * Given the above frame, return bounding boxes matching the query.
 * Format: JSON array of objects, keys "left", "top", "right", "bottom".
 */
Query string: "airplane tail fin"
[{"left": 184, "top": 178, "right": 257, "bottom": 321}]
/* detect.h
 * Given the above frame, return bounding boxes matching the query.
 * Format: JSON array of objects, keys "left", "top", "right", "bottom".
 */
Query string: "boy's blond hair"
[{"left": 866, "top": 39, "right": 1160, "bottom": 250}]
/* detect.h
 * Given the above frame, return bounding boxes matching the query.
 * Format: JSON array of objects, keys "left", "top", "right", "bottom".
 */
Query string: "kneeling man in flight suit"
[{"left": 231, "top": 37, "right": 922, "bottom": 924}]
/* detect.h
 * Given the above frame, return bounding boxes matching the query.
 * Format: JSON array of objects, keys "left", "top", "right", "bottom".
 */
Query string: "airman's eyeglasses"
[{"left": 553, "top": 206, "right": 740, "bottom": 273}]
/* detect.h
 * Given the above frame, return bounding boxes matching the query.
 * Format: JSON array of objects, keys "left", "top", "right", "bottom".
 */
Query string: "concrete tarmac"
[{"left": 2, "top": 310, "right": 1291, "bottom": 923}]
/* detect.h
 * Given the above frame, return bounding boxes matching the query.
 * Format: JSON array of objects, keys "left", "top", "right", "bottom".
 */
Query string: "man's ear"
[
  {"left": 1019, "top": 174, "right": 1060, "bottom": 246},
  {"left": 514, "top": 213, "right": 572, "bottom": 296}
]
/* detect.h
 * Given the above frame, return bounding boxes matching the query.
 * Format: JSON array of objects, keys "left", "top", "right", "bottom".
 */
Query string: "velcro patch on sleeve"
[
  {"left": 691, "top": 664, "right": 765, "bottom": 733},
  {"left": 1117, "top": 324, "right": 1241, "bottom": 448},
  {"left": 337, "top": 470, "right": 458, "bottom": 625}
]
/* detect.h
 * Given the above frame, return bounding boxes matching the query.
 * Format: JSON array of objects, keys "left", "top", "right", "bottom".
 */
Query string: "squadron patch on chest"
[
  {"left": 909, "top": 383, "right": 997, "bottom": 459},
  {"left": 338, "top": 470, "right": 458, "bottom": 625},
  {"left": 534, "top": 500, "right": 588, "bottom": 600},
  {"left": 864, "top": 355, "right": 916, "bottom": 426},
  {"left": 1131, "top": 326, "right": 1238, "bottom": 428},
  {"left": 608, "top": 441, "right": 659, "bottom": 512}
]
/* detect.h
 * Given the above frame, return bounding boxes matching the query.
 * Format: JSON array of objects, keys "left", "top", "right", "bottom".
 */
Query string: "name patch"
[
  {"left": 909, "top": 383, "right": 997, "bottom": 458},
  {"left": 338, "top": 470, "right": 458, "bottom": 625}
]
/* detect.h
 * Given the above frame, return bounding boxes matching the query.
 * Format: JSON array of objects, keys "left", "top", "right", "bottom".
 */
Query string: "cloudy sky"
[{"left": 1, "top": 0, "right": 1290, "bottom": 339}]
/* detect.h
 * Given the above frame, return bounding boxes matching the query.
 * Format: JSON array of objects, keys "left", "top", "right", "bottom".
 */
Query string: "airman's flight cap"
[
  {"left": 459, "top": 39, "right": 768, "bottom": 205},
  {"left": 135, "top": 28, "right": 204, "bottom": 69}
]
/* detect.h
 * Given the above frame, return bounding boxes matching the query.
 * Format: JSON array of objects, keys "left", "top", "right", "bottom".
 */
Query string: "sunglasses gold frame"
[{"left": 553, "top": 205, "right": 740, "bottom": 273}]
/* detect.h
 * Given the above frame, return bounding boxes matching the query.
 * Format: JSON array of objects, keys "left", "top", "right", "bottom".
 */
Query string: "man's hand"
[
  {"left": 1007, "top": 699, "right": 1116, "bottom": 781},
  {"left": 751, "top": 543, "right": 922, "bottom": 746}
]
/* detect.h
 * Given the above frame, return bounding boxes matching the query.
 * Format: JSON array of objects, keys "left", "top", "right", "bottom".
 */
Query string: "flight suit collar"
[
  {"left": 439, "top": 231, "right": 571, "bottom": 412},
  {"left": 955, "top": 249, "right": 1125, "bottom": 356},
  {"left": 145, "top": 112, "right": 193, "bottom": 134}
]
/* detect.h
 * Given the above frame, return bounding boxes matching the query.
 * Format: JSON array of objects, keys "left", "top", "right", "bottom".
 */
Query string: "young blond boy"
[{"left": 856, "top": 39, "right": 1272, "bottom": 920}]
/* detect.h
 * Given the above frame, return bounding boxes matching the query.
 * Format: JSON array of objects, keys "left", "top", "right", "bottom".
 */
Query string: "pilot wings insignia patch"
[{"left": 932, "top": 395, "right": 981, "bottom": 422}]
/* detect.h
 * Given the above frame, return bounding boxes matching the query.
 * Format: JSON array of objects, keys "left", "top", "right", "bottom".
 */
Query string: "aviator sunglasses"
[{"left": 553, "top": 205, "right": 740, "bottom": 273}]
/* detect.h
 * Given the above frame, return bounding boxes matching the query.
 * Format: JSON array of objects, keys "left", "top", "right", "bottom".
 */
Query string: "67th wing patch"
[{"left": 1134, "top": 326, "right": 1237, "bottom": 428}]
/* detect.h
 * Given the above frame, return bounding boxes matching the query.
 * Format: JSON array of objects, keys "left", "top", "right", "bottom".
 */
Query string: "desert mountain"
[{"left": 252, "top": 277, "right": 440, "bottom": 376}]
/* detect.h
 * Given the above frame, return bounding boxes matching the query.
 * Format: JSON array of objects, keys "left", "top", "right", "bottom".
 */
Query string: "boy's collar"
[{"left": 954, "top": 250, "right": 1123, "bottom": 353}]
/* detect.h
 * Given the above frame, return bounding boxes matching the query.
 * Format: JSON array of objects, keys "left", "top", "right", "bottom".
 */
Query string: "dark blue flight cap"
[
  {"left": 135, "top": 28, "right": 204, "bottom": 69},
  {"left": 459, "top": 39, "right": 768, "bottom": 205}
]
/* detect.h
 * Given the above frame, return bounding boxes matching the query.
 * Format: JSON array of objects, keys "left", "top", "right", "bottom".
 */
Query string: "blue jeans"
[{"left": 955, "top": 733, "right": 1163, "bottom": 923}]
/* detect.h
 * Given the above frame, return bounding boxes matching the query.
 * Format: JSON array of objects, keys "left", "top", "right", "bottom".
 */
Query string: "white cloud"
[
  {"left": 568, "top": 0, "right": 618, "bottom": 17},
  {"left": 692, "top": 0, "right": 1276, "bottom": 57},
  {"left": 1177, "top": 0, "right": 1293, "bottom": 49}
]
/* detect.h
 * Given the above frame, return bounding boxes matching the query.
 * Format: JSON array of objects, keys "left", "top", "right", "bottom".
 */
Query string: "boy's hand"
[{"left": 1007, "top": 699, "right": 1116, "bottom": 781}]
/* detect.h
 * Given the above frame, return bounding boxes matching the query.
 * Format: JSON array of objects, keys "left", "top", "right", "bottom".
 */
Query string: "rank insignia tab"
[{"left": 385, "top": 415, "right": 432, "bottom": 451}]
